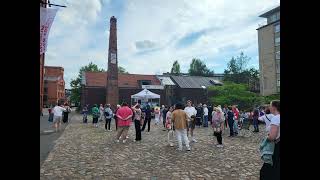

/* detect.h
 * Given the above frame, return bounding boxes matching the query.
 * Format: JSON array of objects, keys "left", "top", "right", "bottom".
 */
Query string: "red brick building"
[
  {"left": 81, "top": 72, "right": 163, "bottom": 109},
  {"left": 43, "top": 66, "right": 65, "bottom": 107}
]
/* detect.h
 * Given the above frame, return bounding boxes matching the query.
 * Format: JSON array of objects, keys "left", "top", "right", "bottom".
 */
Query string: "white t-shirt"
[
  {"left": 184, "top": 106, "right": 197, "bottom": 119},
  {"left": 53, "top": 106, "right": 66, "bottom": 117},
  {"left": 203, "top": 107, "right": 208, "bottom": 116},
  {"left": 270, "top": 114, "right": 280, "bottom": 140},
  {"left": 258, "top": 114, "right": 275, "bottom": 132}
]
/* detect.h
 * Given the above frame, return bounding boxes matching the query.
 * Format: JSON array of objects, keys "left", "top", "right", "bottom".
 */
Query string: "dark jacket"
[{"left": 227, "top": 111, "right": 234, "bottom": 121}]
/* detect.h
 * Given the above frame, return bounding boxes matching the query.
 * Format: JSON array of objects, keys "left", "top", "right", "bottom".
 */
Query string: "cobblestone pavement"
[{"left": 40, "top": 114, "right": 266, "bottom": 180}]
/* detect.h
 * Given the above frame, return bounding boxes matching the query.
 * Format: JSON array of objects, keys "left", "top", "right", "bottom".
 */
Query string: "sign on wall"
[{"left": 40, "top": 7, "right": 58, "bottom": 55}]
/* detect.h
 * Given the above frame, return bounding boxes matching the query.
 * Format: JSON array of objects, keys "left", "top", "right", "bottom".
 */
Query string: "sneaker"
[
  {"left": 115, "top": 140, "right": 119, "bottom": 143},
  {"left": 217, "top": 144, "right": 223, "bottom": 148},
  {"left": 186, "top": 147, "right": 191, "bottom": 151},
  {"left": 109, "top": 130, "right": 112, "bottom": 132},
  {"left": 192, "top": 138, "right": 197, "bottom": 143},
  {"left": 126, "top": 136, "right": 129, "bottom": 139},
  {"left": 169, "top": 143, "right": 174, "bottom": 147},
  {"left": 123, "top": 140, "right": 126, "bottom": 143}
]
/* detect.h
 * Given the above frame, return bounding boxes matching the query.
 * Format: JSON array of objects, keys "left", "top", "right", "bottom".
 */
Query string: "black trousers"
[
  {"left": 141, "top": 117, "right": 151, "bottom": 132},
  {"left": 114, "top": 117, "right": 118, "bottom": 130},
  {"left": 105, "top": 118, "right": 111, "bottom": 130},
  {"left": 214, "top": 131, "right": 222, "bottom": 144},
  {"left": 63, "top": 112, "right": 69, "bottom": 123},
  {"left": 227, "top": 119, "right": 234, "bottom": 136},
  {"left": 134, "top": 120, "right": 142, "bottom": 141},
  {"left": 260, "top": 141, "right": 280, "bottom": 180},
  {"left": 92, "top": 117, "right": 98, "bottom": 124}
]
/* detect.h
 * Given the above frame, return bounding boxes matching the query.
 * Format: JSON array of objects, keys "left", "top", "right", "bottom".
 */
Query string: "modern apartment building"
[{"left": 257, "top": 6, "right": 280, "bottom": 96}]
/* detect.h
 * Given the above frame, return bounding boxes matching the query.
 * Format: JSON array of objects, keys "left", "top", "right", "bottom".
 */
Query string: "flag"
[{"left": 40, "top": 7, "right": 58, "bottom": 55}]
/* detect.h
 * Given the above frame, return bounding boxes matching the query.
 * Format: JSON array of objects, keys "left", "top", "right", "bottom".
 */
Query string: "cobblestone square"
[{"left": 40, "top": 114, "right": 265, "bottom": 180}]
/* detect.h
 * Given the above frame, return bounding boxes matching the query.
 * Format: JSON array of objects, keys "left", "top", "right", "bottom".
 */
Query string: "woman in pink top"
[{"left": 115, "top": 102, "right": 133, "bottom": 143}]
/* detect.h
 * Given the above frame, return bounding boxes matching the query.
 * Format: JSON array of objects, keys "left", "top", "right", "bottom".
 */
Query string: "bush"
[
  {"left": 208, "top": 82, "right": 263, "bottom": 110},
  {"left": 263, "top": 93, "right": 280, "bottom": 104}
]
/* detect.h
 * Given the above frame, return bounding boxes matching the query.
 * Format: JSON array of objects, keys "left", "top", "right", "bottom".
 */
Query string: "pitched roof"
[
  {"left": 157, "top": 76, "right": 176, "bottom": 85},
  {"left": 170, "top": 75, "right": 222, "bottom": 89},
  {"left": 84, "top": 72, "right": 161, "bottom": 88}
]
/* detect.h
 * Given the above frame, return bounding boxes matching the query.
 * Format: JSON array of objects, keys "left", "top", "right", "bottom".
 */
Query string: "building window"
[
  {"left": 44, "top": 88, "right": 48, "bottom": 93},
  {"left": 275, "top": 37, "right": 280, "bottom": 46},
  {"left": 274, "top": 24, "right": 280, "bottom": 33},
  {"left": 277, "top": 79, "right": 280, "bottom": 87},
  {"left": 276, "top": 51, "right": 280, "bottom": 59},
  {"left": 139, "top": 80, "right": 151, "bottom": 86},
  {"left": 276, "top": 61, "right": 280, "bottom": 73}
]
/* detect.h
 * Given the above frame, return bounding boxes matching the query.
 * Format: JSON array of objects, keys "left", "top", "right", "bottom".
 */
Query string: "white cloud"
[{"left": 46, "top": 0, "right": 280, "bottom": 88}]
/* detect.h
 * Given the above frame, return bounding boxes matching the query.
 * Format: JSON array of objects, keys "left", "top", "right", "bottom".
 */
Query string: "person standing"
[
  {"left": 208, "top": 105, "right": 213, "bottom": 125},
  {"left": 184, "top": 100, "right": 198, "bottom": 143},
  {"left": 82, "top": 105, "right": 89, "bottom": 123},
  {"left": 223, "top": 105, "right": 228, "bottom": 129},
  {"left": 154, "top": 105, "right": 161, "bottom": 125},
  {"left": 52, "top": 102, "right": 66, "bottom": 132},
  {"left": 212, "top": 107, "right": 224, "bottom": 147},
  {"left": 258, "top": 108, "right": 274, "bottom": 133},
  {"left": 92, "top": 104, "right": 100, "bottom": 128},
  {"left": 141, "top": 105, "right": 152, "bottom": 132},
  {"left": 195, "top": 103, "right": 203, "bottom": 127},
  {"left": 115, "top": 102, "right": 133, "bottom": 143},
  {"left": 131, "top": 103, "right": 142, "bottom": 142},
  {"left": 104, "top": 104, "right": 113, "bottom": 131},
  {"left": 99, "top": 104, "right": 104, "bottom": 122},
  {"left": 253, "top": 109, "right": 260, "bottom": 132},
  {"left": 62, "top": 103, "right": 71, "bottom": 123},
  {"left": 172, "top": 103, "right": 191, "bottom": 151},
  {"left": 203, "top": 104, "right": 209, "bottom": 127},
  {"left": 114, "top": 104, "right": 120, "bottom": 130},
  {"left": 162, "top": 105, "right": 168, "bottom": 130},
  {"left": 166, "top": 106, "right": 174, "bottom": 147},
  {"left": 232, "top": 105, "right": 239, "bottom": 136},
  {"left": 260, "top": 100, "right": 280, "bottom": 180},
  {"left": 227, "top": 106, "right": 235, "bottom": 137}
]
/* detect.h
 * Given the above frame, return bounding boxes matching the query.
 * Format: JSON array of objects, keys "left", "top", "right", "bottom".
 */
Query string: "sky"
[{"left": 46, "top": 0, "right": 280, "bottom": 89}]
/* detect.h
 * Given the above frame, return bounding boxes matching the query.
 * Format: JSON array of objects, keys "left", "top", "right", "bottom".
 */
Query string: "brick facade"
[
  {"left": 43, "top": 66, "right": 65, "bottom": 106},
  {"left": 106, "top": 16, "right": 119, "bottom": 110}
]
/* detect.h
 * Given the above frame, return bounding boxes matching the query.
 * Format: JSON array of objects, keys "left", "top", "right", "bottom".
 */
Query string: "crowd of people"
[{"left": 78, "top": 99, "right": 279, "bottom": 180}]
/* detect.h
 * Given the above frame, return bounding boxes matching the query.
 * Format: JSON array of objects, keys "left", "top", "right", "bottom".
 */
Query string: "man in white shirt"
[
  {"left": 258, "top": 108, "right": 274, "bottom": 132},
  {"left": 203, "top": 104, "right": 209, "bottom": 127},
  {"left": 184, "top": 100, "right": 197, "bottom": 142},
  {"left": 52, "top": 102, "right": 66, "bottom": 132}
]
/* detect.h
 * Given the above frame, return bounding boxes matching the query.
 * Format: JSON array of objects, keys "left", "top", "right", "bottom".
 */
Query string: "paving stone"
[{"left": 40, "top": 114, "right": 264, "bottom": 179}]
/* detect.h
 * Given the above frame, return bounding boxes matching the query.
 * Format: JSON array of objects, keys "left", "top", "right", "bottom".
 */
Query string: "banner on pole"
[{"left": 40, "top": 7, "right": 58, "bottom": 55}]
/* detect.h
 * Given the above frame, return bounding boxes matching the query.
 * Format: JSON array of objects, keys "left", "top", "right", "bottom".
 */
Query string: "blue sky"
[{"left": 46, "top": 0, "right": 280, "bottom": 88}]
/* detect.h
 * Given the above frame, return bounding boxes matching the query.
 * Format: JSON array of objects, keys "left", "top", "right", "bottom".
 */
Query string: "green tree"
[
  {"left": 208, "top": 82, "right": 263, "bottom": 111},
  {"left": 170, "top": 60, "right": 181, "bottom": 75},
  {"left": 70, "top": 62, "right": 105, "bottom": 106},
  {"left": 118, "top": 66, "right": 129, "bottom": 74},
  {"left": 223, "top": 52, "right": 260, "bottom": 92},
  {"left": 188, "top": 58, "right": 214, "bottom": 77}
]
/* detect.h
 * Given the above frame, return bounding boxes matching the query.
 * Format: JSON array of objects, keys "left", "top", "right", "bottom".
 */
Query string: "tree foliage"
[
  {"left": 70, "top": 62, "right": 105, "bottom": 105},
  {"left": 188, "top": 58, "right": 214, "bottom": 77},
  {"left": 223, "top": 52, "right": 260, "bottom": 92},
  {"left": 170, "top": 60, "right": 181, "bottom": 75},
  {"left": 208, "top": 82, "right": 263, "bottom": 111},
  {"left": 118, "top": 66, "right": 129, "bottom": 74}
]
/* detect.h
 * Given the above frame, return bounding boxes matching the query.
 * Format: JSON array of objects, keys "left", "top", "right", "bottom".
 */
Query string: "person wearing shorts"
[
  {"left": 184, "top": 100, "right": 198, "bottom": 143},
  {"left": 52, "top": 102, "right": 66, "bottom": 132}
]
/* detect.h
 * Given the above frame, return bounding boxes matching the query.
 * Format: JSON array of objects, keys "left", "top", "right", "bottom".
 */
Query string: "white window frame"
[
  {"left": 277, "top": 79, "right": 280, "bottom": 87},
  {"left": 275, "top": 37, "right": 280, "bottom": 46},
  {"left": 276, "top": 51, "right": 280, "bottom": 59},
  {"left": 275, "top": 24, "right": 280, "bottom": 33}
]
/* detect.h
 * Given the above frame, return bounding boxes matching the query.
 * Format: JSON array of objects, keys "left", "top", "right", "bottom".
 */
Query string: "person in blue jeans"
[
  {"left": 253, "top": 109, "right": 260, "bottom": 132},
  {"left": 227, "top": 106, "right": 234, "bottom": 137}
]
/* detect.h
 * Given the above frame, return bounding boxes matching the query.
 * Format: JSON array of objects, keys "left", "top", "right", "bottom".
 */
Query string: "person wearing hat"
[{"left": 203, "top": 104, "right": 209, "bottom": 127}]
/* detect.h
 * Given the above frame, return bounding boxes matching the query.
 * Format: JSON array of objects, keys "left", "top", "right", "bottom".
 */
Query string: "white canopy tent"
[{"left": 130, "top": 89, "right": 160, "bottom": 107}]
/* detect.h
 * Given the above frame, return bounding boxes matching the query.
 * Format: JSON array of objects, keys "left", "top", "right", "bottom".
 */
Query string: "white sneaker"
[
  {"left": 126, "top": 136, "right": 129, "bottom": 139},
  {"left": 217, "top": 144, "right": 224, "bottom": 148},
  {"left": 123, "top": 140, "right": 126, "bottom": 143},
  {"left": 186, "top": 147, "right": 191, "bottom": 151},
  {"left": 192, "top": 138, "right": 197, "bottom": 143},
  {"left": 169, "top": 143, "right": 174, "bottom": 147}
]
